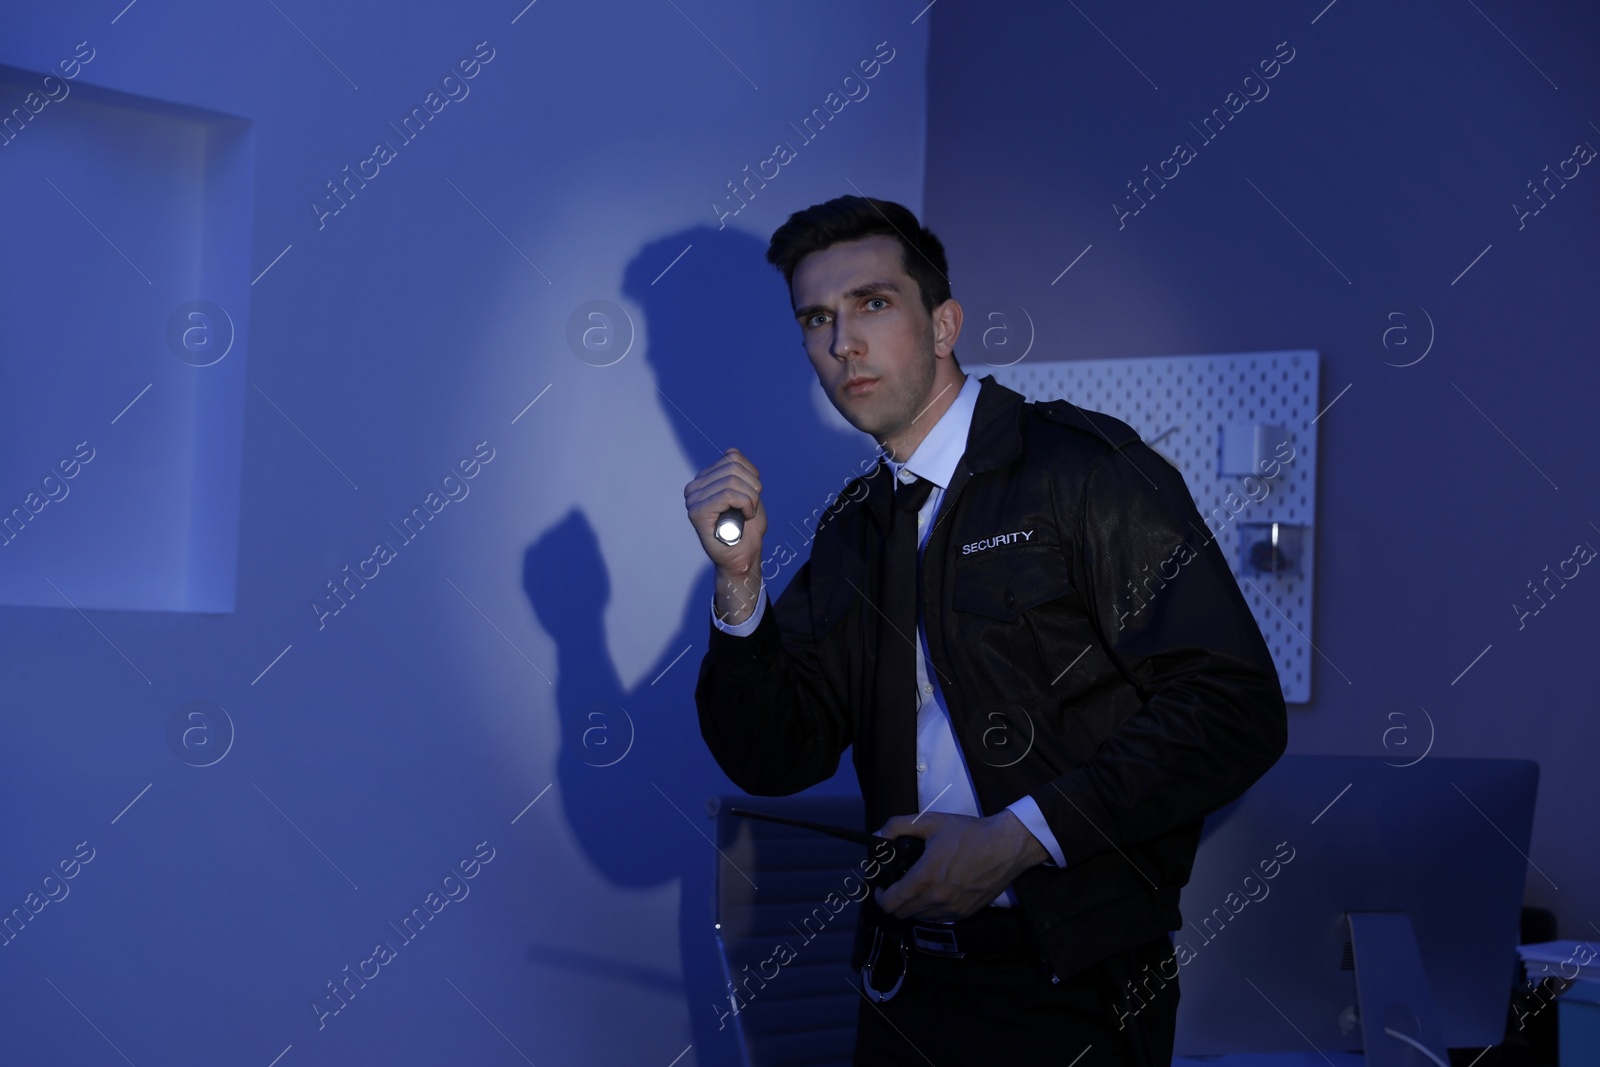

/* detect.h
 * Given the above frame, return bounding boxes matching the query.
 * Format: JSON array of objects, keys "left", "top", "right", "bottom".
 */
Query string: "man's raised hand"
[{"left": 685, "top": 447, "right": 767, "bottom": 625}]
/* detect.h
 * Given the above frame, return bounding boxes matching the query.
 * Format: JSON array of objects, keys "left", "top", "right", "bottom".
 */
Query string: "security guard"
[{"left": 686, "top": 196, "right": 1288, "bottom": 1065}]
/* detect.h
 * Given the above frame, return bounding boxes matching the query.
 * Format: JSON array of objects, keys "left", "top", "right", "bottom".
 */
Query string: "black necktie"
[{"left": 866, "top": 470, "right": 935, "bottom": 832}]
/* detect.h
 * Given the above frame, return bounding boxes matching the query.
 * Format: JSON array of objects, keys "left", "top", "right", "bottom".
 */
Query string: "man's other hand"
[{"left": 873, "top": 809, "right": 1049, "bottom": 923}]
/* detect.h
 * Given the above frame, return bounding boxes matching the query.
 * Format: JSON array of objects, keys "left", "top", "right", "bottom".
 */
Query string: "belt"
[
  {"left": 904, "top": 905, "right": 1034, "bottom": 958},
  {"left": 860, "top": 905, "right": 1041, "bottom": 1003}
]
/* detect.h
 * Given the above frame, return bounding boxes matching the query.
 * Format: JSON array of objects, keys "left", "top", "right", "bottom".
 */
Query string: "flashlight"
[{"left": 714, "top": 507, "right": 744, "bottom": 546}]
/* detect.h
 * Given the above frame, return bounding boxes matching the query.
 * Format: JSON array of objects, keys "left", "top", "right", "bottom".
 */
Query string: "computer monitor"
[{"left": 1170, "top": 754, "right": 1538, "bottom": 1062}]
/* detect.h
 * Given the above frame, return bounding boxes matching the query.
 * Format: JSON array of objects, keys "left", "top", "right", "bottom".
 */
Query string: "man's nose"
[{"left": 830, "top": 319, "right": 863, "bottom": 360}]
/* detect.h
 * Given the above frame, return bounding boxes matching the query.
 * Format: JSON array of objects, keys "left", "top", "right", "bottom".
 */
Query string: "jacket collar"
[{"left": 864, "top": 373, "right": 1025, "bottom": 533}]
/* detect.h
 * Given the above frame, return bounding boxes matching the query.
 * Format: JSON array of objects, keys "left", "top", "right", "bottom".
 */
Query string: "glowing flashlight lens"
[{"left": 714, "top": 509, "right": 744, "bottom": 546}]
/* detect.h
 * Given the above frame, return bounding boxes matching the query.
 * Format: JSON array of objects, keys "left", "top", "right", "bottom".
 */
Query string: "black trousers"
[{"left": 852, "top": 930, "right": 1179, "bottom": 1067}]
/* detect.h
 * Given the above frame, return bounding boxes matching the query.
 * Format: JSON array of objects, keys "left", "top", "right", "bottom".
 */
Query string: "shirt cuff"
[
  {"left": 1006, "top": 795, "right": 1066, "bottom": 868},
  {"left": 710, "top": 581, "right": 767, "bottom": 636}
]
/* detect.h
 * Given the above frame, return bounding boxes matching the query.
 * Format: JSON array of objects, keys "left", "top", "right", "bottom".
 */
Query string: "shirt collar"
[{"left": 887, "top": 373, "right": 979, "bottom": 492}]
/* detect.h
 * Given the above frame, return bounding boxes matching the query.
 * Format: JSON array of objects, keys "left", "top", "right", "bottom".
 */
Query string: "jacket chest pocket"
[
  {"left": 949, "top": 545, "right": 1079, "bottom": 708},
  {"left": 951, "top": 545, "right": 1075, "bottom": 622}
]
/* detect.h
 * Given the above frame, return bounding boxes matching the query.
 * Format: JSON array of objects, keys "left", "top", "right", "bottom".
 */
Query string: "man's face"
[{"left": 790, "top": 234, "right": 942, "bottom": 442}]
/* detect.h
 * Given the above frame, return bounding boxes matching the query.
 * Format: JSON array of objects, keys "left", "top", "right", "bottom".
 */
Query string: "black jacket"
[{"left": 695, "top": 373, "right": 1289, "bottom": 979}]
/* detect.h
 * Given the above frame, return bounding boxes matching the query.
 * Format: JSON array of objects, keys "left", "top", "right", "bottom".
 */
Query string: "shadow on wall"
[{"left": 521, "top": 225, "right": 875, "bottom": 1065}]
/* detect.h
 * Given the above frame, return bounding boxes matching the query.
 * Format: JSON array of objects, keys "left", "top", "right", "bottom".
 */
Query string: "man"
[{"left": 684, "top": 195, "right": 1288, "bottom": 1065}]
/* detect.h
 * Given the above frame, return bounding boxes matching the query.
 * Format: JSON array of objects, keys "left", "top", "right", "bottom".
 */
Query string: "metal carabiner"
[{"left": 860, "top": 924, "right": 908, "bottom": 1003}]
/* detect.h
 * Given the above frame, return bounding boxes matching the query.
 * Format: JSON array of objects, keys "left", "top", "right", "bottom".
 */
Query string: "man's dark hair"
[{"left": 766, "top": 195, "right": 952, "bottom": 319}]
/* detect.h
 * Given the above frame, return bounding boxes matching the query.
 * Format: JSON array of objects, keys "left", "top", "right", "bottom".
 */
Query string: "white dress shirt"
[{"left": 711, "top": 373, "right": 1066, "bottom": 907}]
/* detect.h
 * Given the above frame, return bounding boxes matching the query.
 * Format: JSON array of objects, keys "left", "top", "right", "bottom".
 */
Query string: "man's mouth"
[{"left": 843, "top": 377, "right": 877, "bottom": 396}]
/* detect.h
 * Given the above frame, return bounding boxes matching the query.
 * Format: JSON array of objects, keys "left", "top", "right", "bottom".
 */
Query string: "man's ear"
[{"left": 932, "top": 298, "right": 963, "bottom": 355}]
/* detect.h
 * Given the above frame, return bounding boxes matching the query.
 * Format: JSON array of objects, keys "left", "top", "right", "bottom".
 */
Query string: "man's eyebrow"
[{"left": 793, "top": 280, "right": 901, "bottom": 322}]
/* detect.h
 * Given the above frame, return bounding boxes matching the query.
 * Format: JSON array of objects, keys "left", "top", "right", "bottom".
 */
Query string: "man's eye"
[
  {"left": 866, "top": 297, "right": 888, "bottom": 310},
  {"left": 806, "top": 314, "right": 828, "bottom": 328}
]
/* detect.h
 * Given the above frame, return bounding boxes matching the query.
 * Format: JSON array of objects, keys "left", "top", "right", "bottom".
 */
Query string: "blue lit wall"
[{"left": 0, "top": 4, "right": 924, "bottom": 1064}]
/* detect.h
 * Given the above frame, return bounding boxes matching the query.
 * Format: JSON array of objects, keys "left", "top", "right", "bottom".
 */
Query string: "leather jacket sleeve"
[
  {"left": 1028, "top": 440, "right": 1290, "bottom": 867},
  {"left": 695, "top": 560, "right": 854, "bottom": 796}
]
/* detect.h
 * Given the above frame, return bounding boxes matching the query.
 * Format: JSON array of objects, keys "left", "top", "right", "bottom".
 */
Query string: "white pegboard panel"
[{"left": 991, "top": 351, "right": 1320, "bottom": 703}]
